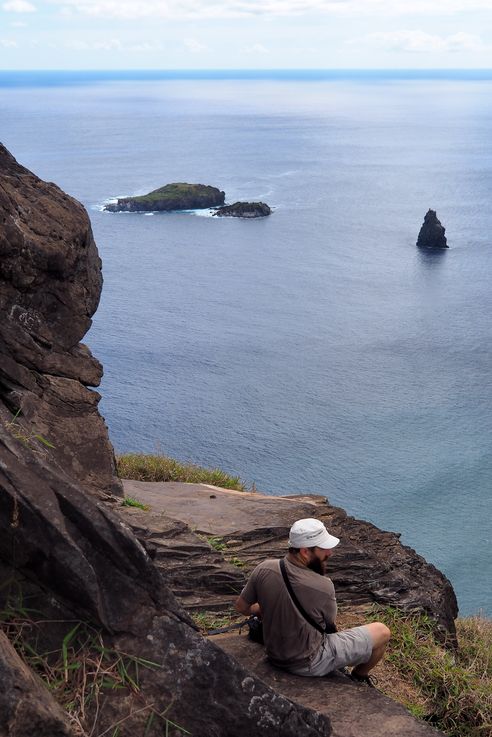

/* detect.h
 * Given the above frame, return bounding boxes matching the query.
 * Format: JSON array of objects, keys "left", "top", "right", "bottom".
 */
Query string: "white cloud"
[
  {"left": 243, "top": 42, "right": 270, "bottom": 54},
  {"left": 0, "top": 37, "right": 18, "bottom": 46},
  {"left": 65, "top": 37, "right": 162, "bottom": 51},
  {"left": 362, "top": 30, "right": 486, "bottom": 53},
  {"left": 128, "top": 40, "right": 162, "bottom": 51},
  {"left": 3, "top": 0, "right": 36, "bottom": 12},
  {"left": 183, "top": 37, "right": 207, "bottom": 53},
  {"left": 65, "top": 37, "right": 122, "bottom": 49},
  {"left": 44, "top": 0, "right": 492, "bottom": 21}
]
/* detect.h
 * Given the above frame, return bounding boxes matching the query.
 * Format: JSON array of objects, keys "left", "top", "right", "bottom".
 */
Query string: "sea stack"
[{"left": 416, "top": 209, "right": 448, "bottom": 249}]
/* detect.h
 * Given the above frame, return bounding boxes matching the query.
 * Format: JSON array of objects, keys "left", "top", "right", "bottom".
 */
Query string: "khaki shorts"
[{"left": 289, "top": 625, "right": 373, "bottom": 677}]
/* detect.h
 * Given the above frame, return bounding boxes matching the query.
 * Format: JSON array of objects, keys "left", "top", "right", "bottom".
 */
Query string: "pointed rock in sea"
[{"left": 416, "top": 209, "right": 448, "bottom": 248}]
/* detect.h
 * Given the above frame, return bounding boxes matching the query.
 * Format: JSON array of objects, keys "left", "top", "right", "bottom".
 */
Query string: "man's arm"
[{"left": 235, "top": 596, "right": 261, "bottom": 617}]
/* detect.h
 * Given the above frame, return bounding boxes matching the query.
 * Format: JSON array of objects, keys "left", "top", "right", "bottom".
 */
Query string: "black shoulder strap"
[{"left": 279, "top": 559, "right": 325, "bottom": 634}]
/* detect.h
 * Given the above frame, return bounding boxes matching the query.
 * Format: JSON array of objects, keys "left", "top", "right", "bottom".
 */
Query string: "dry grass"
[
  {"left": 117, "top": 453, "right": 245, "bottom": 490},
  {"left": 372, "top": 607, "right": 492, "bottom": 736}
]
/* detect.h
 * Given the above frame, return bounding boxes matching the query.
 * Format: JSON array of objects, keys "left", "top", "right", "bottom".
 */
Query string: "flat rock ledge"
[
  {"left": 216, "top": 632, "right": 443, "bottom": 737},
  {"left": 118, "top": 479, "right": 454, "bottom": 737}
]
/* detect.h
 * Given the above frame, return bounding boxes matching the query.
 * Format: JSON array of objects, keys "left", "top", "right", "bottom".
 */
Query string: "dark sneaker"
[{"left": 349, "top": 672, "right": 378, "bottom": 688}]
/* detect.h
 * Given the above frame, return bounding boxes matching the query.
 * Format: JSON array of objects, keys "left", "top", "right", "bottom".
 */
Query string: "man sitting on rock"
[{"left": 235, "top": 517, "right": 390, "bottom": 685}]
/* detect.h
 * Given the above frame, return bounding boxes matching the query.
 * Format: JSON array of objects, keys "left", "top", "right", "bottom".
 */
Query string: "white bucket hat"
[{"left": 288, "top": 518, "right": 340, "bottom": 550}]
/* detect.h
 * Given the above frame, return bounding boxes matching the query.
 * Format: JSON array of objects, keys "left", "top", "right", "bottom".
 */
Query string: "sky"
[{"left": 1, "top": 0, "right": 492, "bottom": 70}]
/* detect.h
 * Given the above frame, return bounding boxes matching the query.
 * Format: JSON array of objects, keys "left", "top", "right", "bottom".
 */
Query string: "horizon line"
[{"left": 2, "top": 67, "right": 492, "bottom": 73}]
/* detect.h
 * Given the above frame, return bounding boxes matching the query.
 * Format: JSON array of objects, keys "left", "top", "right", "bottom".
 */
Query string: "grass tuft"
[
  {"left": 191, "top": 611, "right": 238, "bottom": 632},
  {"left": 373, "top": 607, "right": 492, "bottom": 737},
  {"left": 117, "top": 453, "right": 245, "bottom": 491},
  {"left": 121, "top": 496, "right": 150, "bottom": 511},
  {"left": 205, "top": 536, "right": 227, "bottom": 552}
]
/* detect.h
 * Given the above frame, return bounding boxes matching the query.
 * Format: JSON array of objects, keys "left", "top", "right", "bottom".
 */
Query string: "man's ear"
[{"left": 298, "top": 547, "right": 310, "bottom": 562}]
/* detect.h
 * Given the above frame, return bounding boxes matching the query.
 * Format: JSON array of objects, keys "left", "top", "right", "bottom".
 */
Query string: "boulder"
[
  {"left": 0, "top": 143, "right": 121, "bottom": 496},
  {"left": 104, "top": 183, "right": 225, "bottom": 212},
  {"left": 416, "top": 209, "right": 448, "bottom": 248},
  {"left": 214, "top": 201, "right": 271, "bottom": 218}
]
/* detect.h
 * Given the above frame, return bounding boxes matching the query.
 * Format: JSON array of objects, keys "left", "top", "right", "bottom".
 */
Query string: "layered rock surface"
[
  {"left": 121, "top": 481, "right": 458, "bottom": 636},
  {"left": 104, "top": 183, "right": 225, "bottom": 212},
  {"left": 417, "top": 209, "right": 448, "bottom": 248}
]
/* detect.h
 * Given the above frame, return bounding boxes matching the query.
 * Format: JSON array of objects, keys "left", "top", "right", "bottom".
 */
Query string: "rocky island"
[
  {"left": 213, "top": 201, "right": 271, "bottom": 218},
  {"left": 104, "top": 182, "right": 225, "bottom": 212},
  {"left": 417, "top": 209, "right": 448, "bottom": 248}
]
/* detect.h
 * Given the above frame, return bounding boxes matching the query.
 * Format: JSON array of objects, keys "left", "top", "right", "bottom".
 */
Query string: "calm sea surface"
[{"left": 1, "top": 71, "right": 490, "bottom": 615}]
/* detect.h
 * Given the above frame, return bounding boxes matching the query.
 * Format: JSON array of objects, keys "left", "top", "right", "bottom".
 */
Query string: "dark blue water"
[{"left": 1, "top": 71, "right": 490, "bottom": 616}]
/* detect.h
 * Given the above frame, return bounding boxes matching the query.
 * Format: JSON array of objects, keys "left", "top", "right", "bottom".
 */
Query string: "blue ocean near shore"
[{"left": 1, "top": 70, "right": 491, "bottom": 616}]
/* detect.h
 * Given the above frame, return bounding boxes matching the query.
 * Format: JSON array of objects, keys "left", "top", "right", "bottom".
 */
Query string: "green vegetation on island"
[{"left": 104, "top": 182, "right": 225, "bottom": 212}]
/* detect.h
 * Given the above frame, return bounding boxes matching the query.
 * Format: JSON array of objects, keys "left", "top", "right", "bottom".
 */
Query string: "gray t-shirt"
[{"left": 240, "top": 555, "right": 337, "bottom": 669}]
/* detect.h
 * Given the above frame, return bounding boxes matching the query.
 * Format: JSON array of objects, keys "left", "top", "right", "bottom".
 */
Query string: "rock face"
[
  {"left": 214, "top": 201, "right": 271, "bottom": 218},
  {"left": 0, "top": 143, "right": 121, "bottom": 496},
  {"left": 104, "top": 182, "right": 225, "bottom": 212},
  {"left": 416, "top": 209, "right": 448, "bottom": 248},
  {"left": 0, "top": 145, "right": 331, "bottom": 737},
  {"left": 0, "top": 632, "right": 76, "bottom": 737}
]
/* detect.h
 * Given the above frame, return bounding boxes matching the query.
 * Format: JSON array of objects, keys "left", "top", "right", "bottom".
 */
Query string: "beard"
[{"left": 307, "top": 557, "right": 326, "bottom": 575}]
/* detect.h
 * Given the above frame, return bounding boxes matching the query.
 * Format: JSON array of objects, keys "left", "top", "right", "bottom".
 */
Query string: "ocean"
[{"left": 1, "top": 70, "right": 490, "bottom": 616}]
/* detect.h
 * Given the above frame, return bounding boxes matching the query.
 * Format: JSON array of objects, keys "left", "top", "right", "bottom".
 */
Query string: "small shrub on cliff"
[
  {"left": 116, "top": 453, "right": 245, "bottom": 491},
  {"left": 374, "top": 607, "right": 492, "bottom": 737}
]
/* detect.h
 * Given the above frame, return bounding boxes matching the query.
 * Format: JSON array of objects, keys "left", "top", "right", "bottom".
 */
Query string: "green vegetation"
[
  {"left": 373, "top": 607, "right": 492, "bottom": 737},
  {"left": 228, "top": 556, "right": 246, "bottom": 568},
  {"left": 205, "top": 536, "right": 227, "bottom": 552},
  {"left": 130, "top": 183, "right": 219, "bottom": 204},
  {"left": 121, "top": 496, "right": 149, "bottom": 511},
  {"left": 117, "top": 453, "right": 245, "bottom": 491}
]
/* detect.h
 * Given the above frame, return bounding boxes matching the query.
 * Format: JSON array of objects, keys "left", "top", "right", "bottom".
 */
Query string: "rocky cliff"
[
  {"left": 0, "top": 145, "right": 330, "bottom": 737},
  {"left": 0, "top": 144, "right": 120, "bottom": 496}
]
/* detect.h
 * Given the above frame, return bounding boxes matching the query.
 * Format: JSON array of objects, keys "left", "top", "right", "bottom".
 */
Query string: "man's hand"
[{"left": 235, "top": 596, "right": 261, "bottom": 618}]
